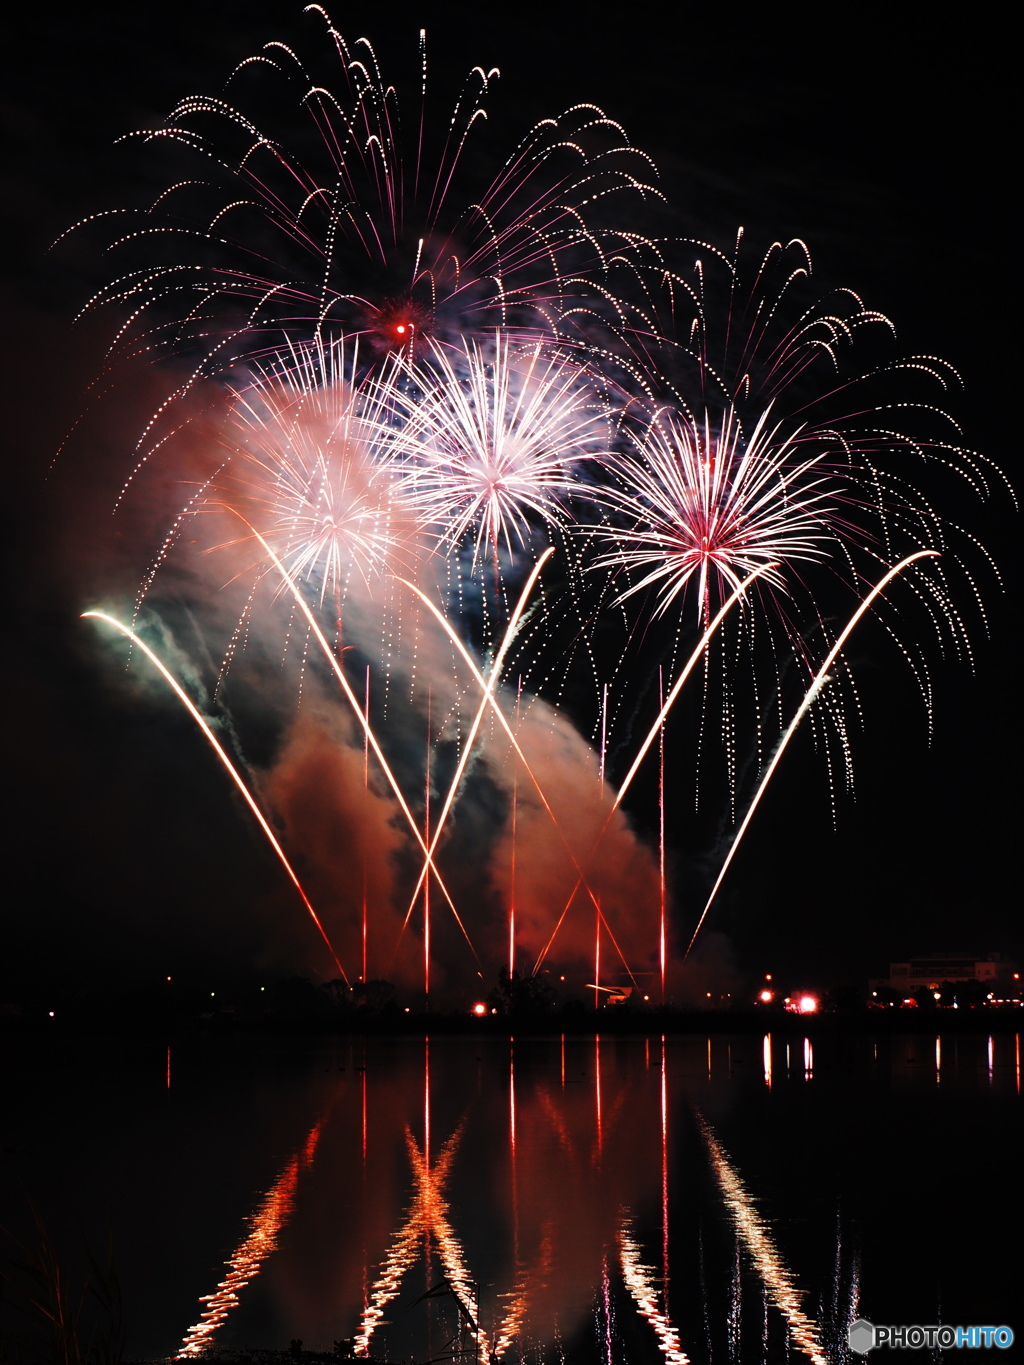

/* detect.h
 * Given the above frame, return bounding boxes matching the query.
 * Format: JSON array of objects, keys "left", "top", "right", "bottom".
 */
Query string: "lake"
[{"left": 1, "top": 1029, "right": 1020, "bottom": 1360}]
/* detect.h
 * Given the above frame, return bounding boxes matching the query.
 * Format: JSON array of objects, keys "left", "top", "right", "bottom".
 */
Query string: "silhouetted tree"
[{"left": 487, "top": 968, "right": 555, "bottom": 1017}]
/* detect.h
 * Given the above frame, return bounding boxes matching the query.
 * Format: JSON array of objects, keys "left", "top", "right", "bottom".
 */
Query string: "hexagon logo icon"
[{"left": 848, "top": 1319, "right": 875, "bottom": 1355}]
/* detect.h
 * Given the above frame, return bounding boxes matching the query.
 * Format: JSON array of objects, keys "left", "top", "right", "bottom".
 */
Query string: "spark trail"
[
  {"left": 684, "top": 549, "right": 940, "bottom": 958},
  {"left": 531, "top": 563, "right": 775, "bottom": 975},
  {"left": 236, "top": 518, "right": 481, "bottom": 966},
  {"left": 396, "top": 547, "right": 555, "bottom": 945},
  {"left": 82, "top": 610, "right": 347, "bottom": 979}
]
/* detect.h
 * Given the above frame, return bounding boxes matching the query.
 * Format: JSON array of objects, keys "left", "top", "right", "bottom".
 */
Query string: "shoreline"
[{"left": 4, "top": 1007, "right": 1021, "bottom": 1041}]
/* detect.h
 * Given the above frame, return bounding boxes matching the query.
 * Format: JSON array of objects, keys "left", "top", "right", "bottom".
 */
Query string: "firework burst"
[
  {"left": 390, "top": 333, "right": 609, "bottom": 568},
  {"left": 66, "top": 10, "right": 662, "bottom": 390},
  {"left": 215, "top": 338, "right": 424, "bottom": 601},
  {"left": 567, "top": 231, "right": 1009, "bottom": 828},
  {"left": 589, "top": 404, "right": 837, "bottom": 619}
]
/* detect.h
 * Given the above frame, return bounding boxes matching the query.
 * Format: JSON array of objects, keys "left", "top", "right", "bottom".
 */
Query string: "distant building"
[{"left": 874, "top": 952, "right": 1017, "bottom": 992}]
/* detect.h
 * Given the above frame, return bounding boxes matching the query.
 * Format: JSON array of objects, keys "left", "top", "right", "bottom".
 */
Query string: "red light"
[
  {"left": 759, "top": 989, "right": 773, "bottom": 1003},
  {"left": 395, "top": 324, "right": 406, "bottom": 334},
  {"left": 798, "top": 995, "right": 817, "bottom": 1014},
  {"left": 472, "top": 1002, "right": 487, "bottom": 1016}
]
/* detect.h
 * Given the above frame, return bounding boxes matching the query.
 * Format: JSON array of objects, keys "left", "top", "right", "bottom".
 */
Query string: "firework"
[
  {"left": 216, "top": 337, "right": 424, "bottom": 601},
  {"left": 569, "top": 230, "right": 1008, "bottom": 848},
  {"left": 390, "top": 334, "right": 609, "bottom": 568},
  {"left": 72, "top": 14, "right": 1006, "bottom": 998},
  {"left": 66, "top": 12, "right": 661, "bottom": 389},
  {"left": 589, "top": 404, "right": 835, "bottom": 619}
]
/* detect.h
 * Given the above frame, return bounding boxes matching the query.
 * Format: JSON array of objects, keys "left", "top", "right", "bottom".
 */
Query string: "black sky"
[{"left": 1, "top": 2, "right": 1017, "bottom": 997}]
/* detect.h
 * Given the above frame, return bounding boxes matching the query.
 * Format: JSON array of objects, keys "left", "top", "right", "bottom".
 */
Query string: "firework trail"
[
  {"left": 238, "top": 519, "right": 481, "bottom": 967},
  {"left": 530, "top": 564, "right": 774, "bottom": 975},
  {"left": 400, "top": 574, "right": 648, "bottom": 985},
  {"left": 82, "top": 610, "right": 347, "bottom": 979},
  {"left": 683, "top": 548, "right": 940, "bottom": 959},
  {"left": 396, "top": 547, "right": 555, "bottom": 944}
]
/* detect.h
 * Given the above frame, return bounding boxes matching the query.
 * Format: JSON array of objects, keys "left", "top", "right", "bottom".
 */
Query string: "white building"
[{"left": 880, "top": 952, "right": 1016, "bottom": 991}]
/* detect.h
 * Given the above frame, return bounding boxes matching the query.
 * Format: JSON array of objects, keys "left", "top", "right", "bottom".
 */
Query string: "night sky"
[{"left": 1, "top": 1, "right": 1017, "bottom": 1001}]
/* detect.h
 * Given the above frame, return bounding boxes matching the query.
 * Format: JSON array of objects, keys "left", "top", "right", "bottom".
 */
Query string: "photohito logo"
[{"left": 848, "top": 1319, "right": 1014, "bottom": 1353}]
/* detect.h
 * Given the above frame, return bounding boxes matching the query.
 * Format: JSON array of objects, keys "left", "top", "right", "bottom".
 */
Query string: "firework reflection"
[
  {"left": 697, "top": 1114, "right": 828, "bottom": 1365},
  {"left": 177, "top": 1116, "right": 325, "bottom": 1355},
  {"left": 171, "top": 1038, "right": 863, "bottom": 1361}
]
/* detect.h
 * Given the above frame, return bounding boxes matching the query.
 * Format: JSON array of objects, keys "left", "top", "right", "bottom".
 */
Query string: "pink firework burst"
[
  {"left": 215, "top": 339, "right": 423, "bottom": 601},
  {"left": 591, "top": 404, "right": 840, "bottom": 620}
]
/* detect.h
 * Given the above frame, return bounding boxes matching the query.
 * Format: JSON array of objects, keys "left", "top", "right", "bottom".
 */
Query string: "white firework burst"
[{"left": 390, "top": 334, "right": 610, "bottom": 567}]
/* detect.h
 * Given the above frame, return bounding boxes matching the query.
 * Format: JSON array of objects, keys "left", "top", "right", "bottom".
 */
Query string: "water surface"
[{"left": 1, "top": 1030, "right": 1019, "bottom": 1360}]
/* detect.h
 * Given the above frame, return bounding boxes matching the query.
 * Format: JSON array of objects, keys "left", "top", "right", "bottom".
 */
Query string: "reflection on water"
[
  {"left": 179, "top": 1119, "right": 325, "bottom": 1354},
  {"left": 698, "top": 1115, "right": 827, "bottom": 1365},
  {"left": 619, "top": 1221, "right": 689, "bottom": 1365},
  {"left": 1, "top": 1030, "right": 1019, "bottom": 1361},
  {"left": 165, "top": 1036, "right": 851, "bottom": 1362},
  {"left": 356, "top": 1119, "right": 480, "bottom": 1357}
]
